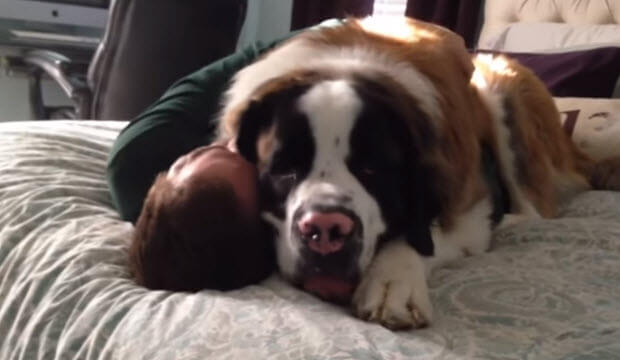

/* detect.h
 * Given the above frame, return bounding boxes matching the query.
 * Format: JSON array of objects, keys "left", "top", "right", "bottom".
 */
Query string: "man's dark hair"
[{"left": 130, "top": 173, "right": 275, "bottom": 292}]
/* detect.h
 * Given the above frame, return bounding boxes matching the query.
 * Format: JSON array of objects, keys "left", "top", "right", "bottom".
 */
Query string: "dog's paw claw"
[{"left": 353, "top": 277, "right": 432, "bottom": 330}]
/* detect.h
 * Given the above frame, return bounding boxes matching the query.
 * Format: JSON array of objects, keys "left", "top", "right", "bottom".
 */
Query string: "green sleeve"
[{"left": 106, "top": 40, "right": 280, "bottom": 222}]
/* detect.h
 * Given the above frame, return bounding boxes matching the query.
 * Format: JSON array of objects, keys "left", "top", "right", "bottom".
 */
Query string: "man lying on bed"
[{"left": 106, "top": 36, "right": 294, "bottom": 291}]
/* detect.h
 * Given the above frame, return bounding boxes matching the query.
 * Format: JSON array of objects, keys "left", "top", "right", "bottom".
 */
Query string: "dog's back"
[{"left": 472, "top": 54, "right": 620, "bottom": 219}]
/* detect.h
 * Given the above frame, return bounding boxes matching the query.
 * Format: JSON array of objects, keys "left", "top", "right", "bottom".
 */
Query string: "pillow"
[
  {"left": 555, "top": 97, "right": 620, "bottom": 161},
  {"left": 479, "top": 23, "right": 620, "bottom": 52},
  {"left": 477, "top": 47, "right": 620, "bottom": 98}
]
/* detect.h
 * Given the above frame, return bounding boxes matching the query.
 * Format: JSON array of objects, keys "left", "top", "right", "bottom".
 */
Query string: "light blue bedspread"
[{"left": 0, "top": 121, "right": 618, "bottom": 359}]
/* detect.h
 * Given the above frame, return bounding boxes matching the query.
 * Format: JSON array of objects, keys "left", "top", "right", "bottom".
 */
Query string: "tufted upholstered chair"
[
  {"left": 478, "top": 0, "right": 620, "bottom": 48},
  {"left": 24, "top": 0, "right": 247, "bottom": 120}
]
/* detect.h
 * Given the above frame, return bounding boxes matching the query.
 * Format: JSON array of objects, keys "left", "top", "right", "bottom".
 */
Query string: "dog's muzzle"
[{"left": 292, "top": 197, "right": 363, "bottom": 303}]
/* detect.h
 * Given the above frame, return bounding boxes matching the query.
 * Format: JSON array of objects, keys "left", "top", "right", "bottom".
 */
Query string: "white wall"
[
  {"left": 0, "top": 72, "right": 71, "bottom": 121},
  {"left": 0, "top": 74, "right": 31, "bottom": 121},
  {"left": 237, "top": 0, "right": 293, "bottom": 48}
]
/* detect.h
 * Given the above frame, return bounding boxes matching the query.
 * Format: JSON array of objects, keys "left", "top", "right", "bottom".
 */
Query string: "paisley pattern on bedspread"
[{"left": 0, "top": 121, "right": 619, "bottom": 359}]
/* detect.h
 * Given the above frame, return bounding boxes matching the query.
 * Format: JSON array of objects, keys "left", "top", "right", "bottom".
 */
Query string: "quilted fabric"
[
  {"left": 479, "top": 0, "right": 620, "bottom": 49},
  {"left": 0, "top": 121, "right": 619, "bottom": 359}
]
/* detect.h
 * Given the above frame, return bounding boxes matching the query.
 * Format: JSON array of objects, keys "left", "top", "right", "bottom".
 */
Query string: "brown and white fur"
[{"left": 217, "top": 17, "right": 619, "bottom": 330}]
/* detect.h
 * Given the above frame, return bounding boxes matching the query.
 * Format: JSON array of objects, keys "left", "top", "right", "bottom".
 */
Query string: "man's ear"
[{"left": 235, "top": 99, "right": 275, "bottom": 164}]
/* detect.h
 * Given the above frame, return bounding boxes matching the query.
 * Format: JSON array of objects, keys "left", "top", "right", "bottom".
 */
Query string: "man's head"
[{"left": 130, "top": 145, "right": 275, "bottom": 292}]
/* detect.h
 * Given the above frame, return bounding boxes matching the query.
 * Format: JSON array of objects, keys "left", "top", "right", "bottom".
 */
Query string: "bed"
[{"left": 1, "top": 1, "right": 620, "bottom": 359}]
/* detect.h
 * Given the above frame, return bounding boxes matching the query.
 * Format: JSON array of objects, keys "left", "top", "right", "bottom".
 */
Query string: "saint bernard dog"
[{"left": 217, "top": 17, "right": 620, "bottom": 329}]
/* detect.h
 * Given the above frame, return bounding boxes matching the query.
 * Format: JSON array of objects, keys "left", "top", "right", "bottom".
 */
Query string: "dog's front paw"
[
  {"left": 352, "top": 273, "right": 432, "bottom": 330},
  {"left": 352, "top": 241, "right": 433, "bottom": 330}
]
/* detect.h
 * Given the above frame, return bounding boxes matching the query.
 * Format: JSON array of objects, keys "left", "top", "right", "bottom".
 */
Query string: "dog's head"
[{"left": 222, "top": 18, "right": 477, "bottom": 303}]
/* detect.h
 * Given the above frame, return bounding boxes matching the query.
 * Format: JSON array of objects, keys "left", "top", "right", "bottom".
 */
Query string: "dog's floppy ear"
[
  {"left": 404, "top": 162, "right": 441, "bottom": 257},
  {"left": 235, "top": 99, "right": 276, "bottom": 165},
  {"left": 398, "top": 102, "right": 442, "bottom": 257},
  {"left": 232, "top": 71, "right": 325, "bottom": 164},
  {"left": 351, "top": 71, "right": 442, "bottom": 257}
]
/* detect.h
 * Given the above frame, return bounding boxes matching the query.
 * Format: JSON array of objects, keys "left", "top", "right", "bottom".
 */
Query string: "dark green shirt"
[{"left": 106, "top": 41, "right": 275, "bottom": 222}]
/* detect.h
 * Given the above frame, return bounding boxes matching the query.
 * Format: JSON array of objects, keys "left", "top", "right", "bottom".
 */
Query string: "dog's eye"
[
  {"left": 362, "top": 167, "right": 376, "bottom": 176},
  {"left": 271, "top": 172, "right": 298, "bottom": 192},
  {"left": 277, "top": 172, "right": 297, "bottom": 182},
  {"left": 355, "top": 163, "right": 377, "bottom": 176}
]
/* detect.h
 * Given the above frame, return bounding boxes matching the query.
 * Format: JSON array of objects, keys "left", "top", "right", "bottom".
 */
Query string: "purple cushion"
[{"left": 476, "top": 47, "right": 620, "bottom": 98}]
